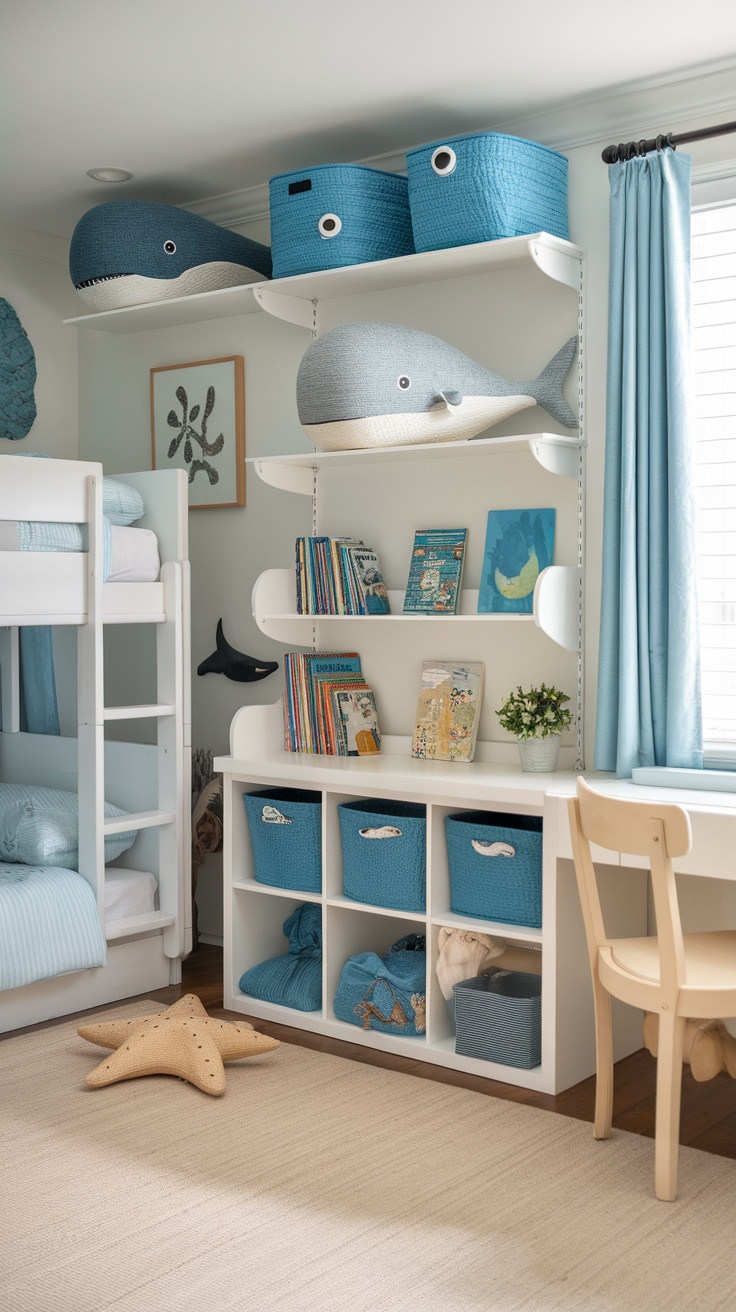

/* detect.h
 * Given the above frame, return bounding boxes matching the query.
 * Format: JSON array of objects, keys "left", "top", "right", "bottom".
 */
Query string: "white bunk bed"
[{"left": 0, "top": 456, "right": 191, "bottom": 1032}]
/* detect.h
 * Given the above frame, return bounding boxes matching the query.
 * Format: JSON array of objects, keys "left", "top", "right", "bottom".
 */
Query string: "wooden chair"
[{"left": 568, "top": 777, "right": 736, "bottom": 1200}]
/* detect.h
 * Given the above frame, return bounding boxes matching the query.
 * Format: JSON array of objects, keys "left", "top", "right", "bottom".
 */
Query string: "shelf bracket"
[
  {"left": 253, "top": 459, "right": 314, "bottom": 496},
  {"left": 534, "top": 566, "right": 582, "bottom": 651},
  {"left": 527, "top": 437, "right": 583, "bottom": 480},
  {"left": 527, "top": 239, "right": 581, "bottom": 291},
  {"left": 252, "top": 286, "right": 315, "bottom": 329}
]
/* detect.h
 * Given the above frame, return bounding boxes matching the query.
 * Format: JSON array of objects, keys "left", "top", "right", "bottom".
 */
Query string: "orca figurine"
[{"left": 197, "top": 620, "right": 278, "bottom": 683}]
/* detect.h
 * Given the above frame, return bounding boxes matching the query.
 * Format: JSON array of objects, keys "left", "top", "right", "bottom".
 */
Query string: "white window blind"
[{"left": 692, "top": 201, "right": 736, "bottom": 751}]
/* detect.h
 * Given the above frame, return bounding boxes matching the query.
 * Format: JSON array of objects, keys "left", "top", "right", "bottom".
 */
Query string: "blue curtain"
[
  {"left": 19, "top": 628, "right": 60, "bottom": 735},
  {"left": 594, "top": 149, "right": 703, "bottom": 778}
]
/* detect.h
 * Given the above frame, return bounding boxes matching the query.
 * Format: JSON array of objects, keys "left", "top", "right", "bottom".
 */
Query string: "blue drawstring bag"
[
  {"left": 238, "top": 902, "right": 322, "bottom": 1012},
  {"left": 333, "top": 933, "right": 426, "bottom": 1035}
]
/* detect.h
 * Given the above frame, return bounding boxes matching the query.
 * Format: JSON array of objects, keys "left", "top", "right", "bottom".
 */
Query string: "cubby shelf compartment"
[
  {"left": 252, "top": 565, "right": 581, "bottom": 651},
  {"left": 64, "top": 232, "right": 583, "bottom": 335},
  {"left": 251, "top": 433, "right": 584, "bottom": 493}
]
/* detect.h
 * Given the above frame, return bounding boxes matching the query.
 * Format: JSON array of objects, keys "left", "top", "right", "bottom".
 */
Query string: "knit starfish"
[{"left": 78, "top": 994, "right": 279, "bottom": 1096}]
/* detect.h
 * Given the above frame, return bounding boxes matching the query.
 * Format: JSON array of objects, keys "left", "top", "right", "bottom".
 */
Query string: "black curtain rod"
[{"left": 601, "top": 118, "right": 736, "bottom": 164}]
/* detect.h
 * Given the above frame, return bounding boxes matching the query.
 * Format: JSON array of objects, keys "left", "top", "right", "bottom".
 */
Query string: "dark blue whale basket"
[
  {"left": 407, "top": 132, "right": 569, "bottom": 253},
  {"left": 269, "top": 164, "right": 415, "bottom": 279}
]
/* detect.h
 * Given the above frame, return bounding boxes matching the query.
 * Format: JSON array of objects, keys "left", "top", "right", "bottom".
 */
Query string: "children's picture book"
[
  {"left": 344, "top": 544, "right": 390, "bottom": 614},
  {"left": 402, "top": 528, "right": 467, "bottom": 614},
  {"left": 411, "top": 661, "right": 484, "bottom": 763},
  {"left": 332, "top": 687, "right": 381, "bottom": 756},
  {"left": 477, "top": 509, "right": 555, "bottom": 615}
]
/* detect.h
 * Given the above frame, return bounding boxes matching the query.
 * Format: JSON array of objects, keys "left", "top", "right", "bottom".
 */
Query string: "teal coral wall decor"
[{"left": 0, "top": 299, "right": 37, "bottom": 440}]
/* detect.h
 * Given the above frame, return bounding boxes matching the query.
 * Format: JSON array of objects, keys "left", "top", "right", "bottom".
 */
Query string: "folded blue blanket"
[
  {"left": 17, "top": 516, "right": 113, "bottom": 580},
  {"left": 0, "top": 863, "right": 106, "bottom": 991}
]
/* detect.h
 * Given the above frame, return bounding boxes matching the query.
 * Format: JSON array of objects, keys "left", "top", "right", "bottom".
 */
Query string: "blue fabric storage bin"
[
  {"left": 238, "top": 903, "right": 322, "bottom": 1012},
  {"left": 406, "top": 132, "right": 569, "bottom": 252},
  {"left": 269, "top": 164, "right": 414, "bottom": 279},
  {"left": 446, "top": 811, "right": 543, "bottom": 928},
  {"left": 339, "top": 798, "right": 426, "bottom": 912},
  {"left": 243, "top": 787, "right": 321, "bottom": 893},
  {"left": 333, "top": 933, "right": 426, "bottom": 1035},
  {"left": 453, "top": 969, "right": 542, "bottom": 1068}
]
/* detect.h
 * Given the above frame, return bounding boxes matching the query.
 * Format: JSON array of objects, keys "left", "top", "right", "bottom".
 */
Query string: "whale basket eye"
[
  {"left": 431, "top": 146, "right": 457, "bottom": 177},
  {"left": 163, "top": 240, "right": 177, "bottom": 254},
  {"left": 318, "top": 213, "right": 342, "bottom": 239},
  {"left": 397, "top": 375, "right": 411, "bottom": 391}
]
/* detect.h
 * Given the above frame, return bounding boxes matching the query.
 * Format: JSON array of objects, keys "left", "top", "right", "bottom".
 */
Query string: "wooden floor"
[{"left": 147, "top": 943, "right": 736, "bottom": 1161}]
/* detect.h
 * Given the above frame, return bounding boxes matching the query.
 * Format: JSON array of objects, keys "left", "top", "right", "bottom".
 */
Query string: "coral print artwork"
[{"left": 151, "top": 355, "right": 245, "bottom": 508}]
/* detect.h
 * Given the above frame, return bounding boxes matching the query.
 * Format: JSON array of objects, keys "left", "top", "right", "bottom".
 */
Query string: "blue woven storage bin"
[
  {"left": 333, "top": 933, "right": 426, "bottom": 1035},
  {"left": 269, "top": 164, "right": 414, "bottom": 279},
  {"left": 243, "top": 787, "right": 321, "bottom": 893},
  {"left": 339, "top": 798, "right": 426, "bottom": 912},
  {"left": 406, "top": 132, "right": 569, "bottom": 252},
  {"left": 453, "top": 969, "right": 541, "bottom": 1068},
  {"left": 446, "top": 811, "right": 543, "bottom": 927},
  {"left": 238, "top": 903, "right": 322, "bottom": 1012}
]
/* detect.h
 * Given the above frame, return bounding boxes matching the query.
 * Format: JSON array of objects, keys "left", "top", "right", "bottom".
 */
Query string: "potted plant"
[{"left": 496, "top": 683, "right": 573, "bottom": 772}]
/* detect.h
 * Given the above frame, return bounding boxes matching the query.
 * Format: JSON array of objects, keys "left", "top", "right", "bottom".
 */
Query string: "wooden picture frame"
[{"left": 150, "top": 355, "right": 245, "bottom": 509}]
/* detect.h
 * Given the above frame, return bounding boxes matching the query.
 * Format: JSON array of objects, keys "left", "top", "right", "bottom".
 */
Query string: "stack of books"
[
  {"left": 295, "top": 537, "right": 390, "bottom": 615},
  {"left": 284, "top": 652, "right": 381, "bottom": 756}
]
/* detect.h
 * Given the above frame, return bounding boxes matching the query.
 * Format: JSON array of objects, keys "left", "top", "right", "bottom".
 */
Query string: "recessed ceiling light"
[{"left": 86, "top": 166, "right": 134, "bottom": 183}]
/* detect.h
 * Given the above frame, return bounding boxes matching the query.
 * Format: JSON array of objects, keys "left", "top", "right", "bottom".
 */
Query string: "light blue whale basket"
[
  {"left": 406, "top": 131, "right": 569, "bottom": 253},
  {"left": 269, "top": 163, "right": 415, "bottom": 279}
]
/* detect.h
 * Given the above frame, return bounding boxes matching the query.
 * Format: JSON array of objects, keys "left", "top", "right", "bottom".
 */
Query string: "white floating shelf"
[
  {"left": 252, "top": 432, "right": 584, "bottom": 494},
  {"left": 252, "top": 565, "right": 580, "bottom": 650},
  {"left": 64, "top": 232, "right": 583, "bottom": 334}
]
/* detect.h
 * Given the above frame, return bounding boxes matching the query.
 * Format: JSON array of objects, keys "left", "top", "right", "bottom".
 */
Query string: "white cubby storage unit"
[{"left": 205, "top": 230, "right": 597, "bottom": 1096}]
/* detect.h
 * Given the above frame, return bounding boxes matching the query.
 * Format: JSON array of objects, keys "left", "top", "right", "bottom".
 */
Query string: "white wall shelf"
[
  {"left": 64, "top": 232, "right": 583, "bottom": 334},
  {"left": 252, "top": 565, "right": 581, "bottom": 651},
  {"left": 251, "top": 432, "right": 584, "bottom": 495}
]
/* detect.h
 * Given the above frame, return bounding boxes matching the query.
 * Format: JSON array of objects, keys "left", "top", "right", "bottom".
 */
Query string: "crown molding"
[
  {"left": 185, "top": 57, "right": 736, "bottom": 230},
  {"left": 0, "top": 221, "right": 69, "bottom": 264}
]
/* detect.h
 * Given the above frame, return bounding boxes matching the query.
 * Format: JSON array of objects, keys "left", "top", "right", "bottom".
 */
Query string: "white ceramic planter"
[{"left": 517, "top": 735, "right": 561, "bottom": 773}]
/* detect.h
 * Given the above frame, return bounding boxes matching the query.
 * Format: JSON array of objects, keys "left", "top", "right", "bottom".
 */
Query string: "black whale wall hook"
[{"left": 197, "top": 619, "right": 279, "bottom": 683}]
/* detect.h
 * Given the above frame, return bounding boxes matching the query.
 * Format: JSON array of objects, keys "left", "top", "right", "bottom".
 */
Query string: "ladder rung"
[
  {"left": 103, "top": 704, "right": 175, "bottom": 721},
  {"left": 104, "top": 810, "right": 175, "bottom": 834},
  {"left": 106, "top": 911, "right": 175, "bottom": 941}
]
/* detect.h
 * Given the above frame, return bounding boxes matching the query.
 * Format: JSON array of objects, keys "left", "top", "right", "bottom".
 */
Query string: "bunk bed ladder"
[{"left": 77, "top": 474, "right": 188, "bottom": 965}]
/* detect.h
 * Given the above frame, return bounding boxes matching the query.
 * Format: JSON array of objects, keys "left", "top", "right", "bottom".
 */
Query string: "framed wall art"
[{"left": 150, "top": 355, "right": 245, "bottom": 509}]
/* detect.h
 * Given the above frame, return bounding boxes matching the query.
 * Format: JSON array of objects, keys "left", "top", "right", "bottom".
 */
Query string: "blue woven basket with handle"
[
  {"left": 406, "top": 132, "right": 569, "bottom": 253},
  {"left": 339, "top": 798, "right": 426, "bottom": 912},
  {"left": 445, "top": 810, "right": 543, "bottom": 927},
  {"left": 269, "top": 164, "right": 414, "bottom": 279},
  {"left": 453, "top": 968, "right": 542, "bottom": 1068},
  {"left": 243, "top": 787, "right": 322, "bottom": 893}
]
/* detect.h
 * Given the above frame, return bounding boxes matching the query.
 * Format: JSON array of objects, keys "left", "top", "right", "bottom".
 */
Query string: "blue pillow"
[
  {"left": 0, "top": 783, "right": 137, "bottom": 869},
  {"left": 102, "top": 477, "right": 145, "bottom": 526}
]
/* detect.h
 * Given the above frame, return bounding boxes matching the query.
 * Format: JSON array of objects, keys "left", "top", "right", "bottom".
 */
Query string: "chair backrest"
[{"left": 568, "top": 778, "right": 692, "bottom": 996}]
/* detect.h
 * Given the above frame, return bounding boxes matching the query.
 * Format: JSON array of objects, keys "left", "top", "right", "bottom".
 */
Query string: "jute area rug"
[{"left": 2, "top": 1001, "right": 736, "bottom": 1312}]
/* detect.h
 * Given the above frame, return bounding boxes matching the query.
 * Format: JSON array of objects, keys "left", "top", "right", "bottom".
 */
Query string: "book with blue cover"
[
  {"left": 477, "top": 508, "right": 555, "bottom": 614},
  {"left": 402, "top": 528, "right": 467, "bottom": 614}
]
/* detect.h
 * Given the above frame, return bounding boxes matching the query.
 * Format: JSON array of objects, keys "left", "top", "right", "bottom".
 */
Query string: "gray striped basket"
[{"left": 453, "top": 969, "right": 542, "bottom": 1068}]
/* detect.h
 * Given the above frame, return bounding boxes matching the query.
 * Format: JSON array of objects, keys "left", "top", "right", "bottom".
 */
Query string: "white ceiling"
[{"left": 3, "top": 0, "right": 736, "bottom": 240}]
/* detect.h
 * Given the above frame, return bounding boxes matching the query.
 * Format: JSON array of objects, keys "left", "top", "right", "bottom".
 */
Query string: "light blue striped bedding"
[
  {"left": 17, "top": 516, "right": 113, "bottom": 580},
  {"left": 0, "top": 863, "right": 106, "bottom": 991}
]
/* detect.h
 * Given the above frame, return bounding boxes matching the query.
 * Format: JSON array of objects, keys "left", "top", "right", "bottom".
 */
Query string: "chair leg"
[
  {"left": 654, "top": 1011, "right": 686, "bottom": 1202},
  {"left": 592, "top": 973, "right": 614, "bottom": 1139}
]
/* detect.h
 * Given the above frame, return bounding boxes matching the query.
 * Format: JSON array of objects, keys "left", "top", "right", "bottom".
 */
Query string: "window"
[{"left": 692, "top": 201, "right": 736, "bottom": 757}]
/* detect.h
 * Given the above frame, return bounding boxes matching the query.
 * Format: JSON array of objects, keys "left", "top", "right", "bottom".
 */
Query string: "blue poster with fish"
[{"left": 477, "top": 509, "right": 555, "bottom": 614}]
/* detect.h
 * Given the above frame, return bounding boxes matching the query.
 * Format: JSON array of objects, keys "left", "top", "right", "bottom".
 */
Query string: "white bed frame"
[{"left": 0, "top": 456, "right": 192, "bottom": 1032}]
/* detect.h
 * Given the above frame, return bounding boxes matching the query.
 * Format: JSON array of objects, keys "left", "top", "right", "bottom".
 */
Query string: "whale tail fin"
[{"left": 528, "top": 336, "right": 578, "bottom": 429}]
